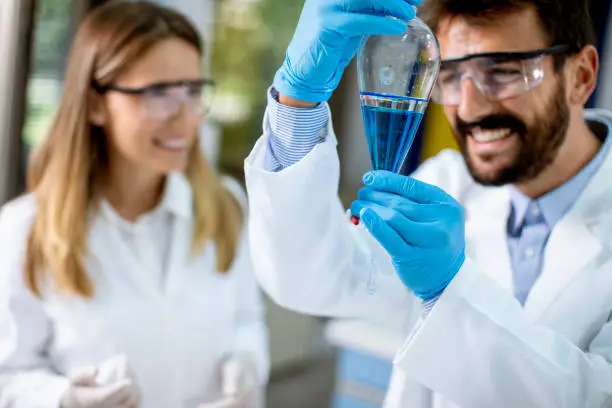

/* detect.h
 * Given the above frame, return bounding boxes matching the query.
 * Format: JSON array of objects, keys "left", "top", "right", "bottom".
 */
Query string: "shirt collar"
[
  {"left": 99, "top": 172, "right": 192, "bottom": 228},
  {"left": 509, "top": 114, "right": 612, "bottom": 232},
  {"left": 160, "top": 172, "right": 193, "bottom": 220},
  {"left": 508, "top": 188, "right": 532, "bottom": 232}
]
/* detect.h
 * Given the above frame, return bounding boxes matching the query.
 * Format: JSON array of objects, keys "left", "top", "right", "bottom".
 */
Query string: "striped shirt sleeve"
[{"left": 264, "top": 88, "right": 330, "bottom": 172}]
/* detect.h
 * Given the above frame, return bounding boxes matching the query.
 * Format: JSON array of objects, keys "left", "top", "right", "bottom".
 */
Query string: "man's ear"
[{"left": 568, "top": 45, "right": 599, "bottom": 106}]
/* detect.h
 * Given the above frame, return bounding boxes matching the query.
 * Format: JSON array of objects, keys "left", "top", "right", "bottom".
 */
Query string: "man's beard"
[{"left": 454, "top": 82, "right": 570, "bottom": 186}]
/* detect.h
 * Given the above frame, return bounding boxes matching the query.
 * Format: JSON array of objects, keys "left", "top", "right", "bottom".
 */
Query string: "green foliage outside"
[
  {"left": 210, "top": 0, "right": 303, "bottom": 177},
  {"left": 23, "top": 0, "right": 73, "bottom": 147}
]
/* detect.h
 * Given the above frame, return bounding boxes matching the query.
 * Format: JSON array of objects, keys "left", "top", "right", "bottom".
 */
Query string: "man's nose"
[{"left": 456, "top": 78, "right": 496, "bottom": 123}]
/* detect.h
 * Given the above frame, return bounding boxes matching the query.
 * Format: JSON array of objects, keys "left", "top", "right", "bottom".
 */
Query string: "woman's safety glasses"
[
  {"left": 432, "top": 45, "right": 569, "bottom": 106},
  {"left": 95, "top": 79, "right": 215, "bottom": 120}
]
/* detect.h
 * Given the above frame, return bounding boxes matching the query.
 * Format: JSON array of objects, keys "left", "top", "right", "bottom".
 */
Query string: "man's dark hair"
[{"left": 419, "top": 0, "right": 596, "bottom": 68}]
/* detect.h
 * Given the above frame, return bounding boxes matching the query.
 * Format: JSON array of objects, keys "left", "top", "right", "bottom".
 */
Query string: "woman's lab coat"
[
  {"left": 244, "top": 107, "right": 612, "bottom": 408},
  {"left": 0, "top": 173, "right": 269, "bottom": 408}
]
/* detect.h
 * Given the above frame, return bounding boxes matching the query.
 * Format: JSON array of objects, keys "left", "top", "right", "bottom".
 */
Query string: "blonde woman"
[{"left": 0, "top": 1, "right": 268, "bottom": 407}]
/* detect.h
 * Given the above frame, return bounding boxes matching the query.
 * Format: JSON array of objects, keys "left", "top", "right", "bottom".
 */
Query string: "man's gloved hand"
[
  {"left": 198, "top": 354, "right": 263, "bottom": 408},
  {"left": 274, "top": 0, "right": 422, "bottom": 103},
  {"left": 60, "top": 366, "right": 140, "bottom": 408},
  {"left": 351, "top": 171, "right": 466, "bottom": 300}
]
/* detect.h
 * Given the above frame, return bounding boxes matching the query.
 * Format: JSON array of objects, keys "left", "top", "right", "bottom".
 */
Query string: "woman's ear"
[
  {"left": 568, "top": 45, "right": 599, "bottom": 106},
  {"left": 88, "top": 90, "right": 108, "bottom": 126}
]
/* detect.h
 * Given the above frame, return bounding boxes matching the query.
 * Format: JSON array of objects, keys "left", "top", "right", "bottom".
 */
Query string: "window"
[
  {"left": 209, "top": 0, "right": 304, "bottom": 178},
  {"left": 22, "top": 0, "right": 76, "bottom": 149}
]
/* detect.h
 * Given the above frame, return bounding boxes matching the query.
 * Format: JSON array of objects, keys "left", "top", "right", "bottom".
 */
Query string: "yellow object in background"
[{"left": 420, "top": 102, "right": 458, "bottom": 161}]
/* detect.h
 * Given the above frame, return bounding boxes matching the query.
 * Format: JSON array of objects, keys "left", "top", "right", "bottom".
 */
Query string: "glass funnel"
[
  {"left": 350, "top": 17, "right": 441, "bottom": 292},
  {"left": 357, "top": 16, "right": 440, "bottom": 175}
]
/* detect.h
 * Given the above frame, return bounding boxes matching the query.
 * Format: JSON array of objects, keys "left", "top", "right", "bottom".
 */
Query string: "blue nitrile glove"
[
  {"left": 350, "top": 171, "right": 466, "bottom": 300},
  {"left": 274, "top": 0, "right": 422, "bottom": 103}
]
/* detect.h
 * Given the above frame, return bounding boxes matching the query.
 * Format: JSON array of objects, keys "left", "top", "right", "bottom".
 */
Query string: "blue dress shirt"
[{"left": 507, "top": 129, "right": 611, "bottom": 305}]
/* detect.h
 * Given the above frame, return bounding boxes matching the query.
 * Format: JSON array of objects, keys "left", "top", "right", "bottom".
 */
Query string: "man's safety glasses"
[
  {"left": 94, "top": 79, "right": 215, "bottom": 120},
  {"left": 432, "top": 45, "right": 569, "bottom": 106}
]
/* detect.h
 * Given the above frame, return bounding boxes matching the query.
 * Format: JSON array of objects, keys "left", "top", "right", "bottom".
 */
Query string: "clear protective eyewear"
[
  {"left": 95, "top": 79, "right": 215, "bottom": 120},
  {"left": 432, "top": 45, "right": 569, "bottom": 106}
]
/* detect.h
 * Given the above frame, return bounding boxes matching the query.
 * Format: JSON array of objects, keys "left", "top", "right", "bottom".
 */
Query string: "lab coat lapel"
[
  {"left": 523, "top": 145, "right": 612, "bottom": 319},
  {"left": 465, "top": 187, "right": 514, "bottom": 293},
  {"left": 522, "top": 212, "right": 603, "bottom": 319}
]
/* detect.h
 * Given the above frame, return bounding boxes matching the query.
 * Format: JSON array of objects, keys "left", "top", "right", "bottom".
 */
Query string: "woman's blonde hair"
[{"left": 25, "top": 0, "right": 243, "bottom": 298}]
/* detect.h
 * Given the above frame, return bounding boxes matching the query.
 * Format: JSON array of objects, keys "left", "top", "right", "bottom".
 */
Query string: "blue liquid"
[{"left": 360, "top": 93, "right": 427, "bottom": 173}]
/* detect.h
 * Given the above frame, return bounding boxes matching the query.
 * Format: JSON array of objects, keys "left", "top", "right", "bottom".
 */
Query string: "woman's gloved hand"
[
  {"left": 60, "top": 365, "right": 140, "bottom": 408},
  {"left": 274, "top": 0, "right": 422, "bottom": 103},
  {"left": 351, "top": 171, "right": 466, "bottom": 300},
  {"left": 198, "top": 354, "right": 263, "bottom": 408}
]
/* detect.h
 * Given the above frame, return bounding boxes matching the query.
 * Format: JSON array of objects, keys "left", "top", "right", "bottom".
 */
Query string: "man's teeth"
[
  {"left": 471, "top": 129, "right": 512, "bottom": 142},
  {"left": 158, "top": 139, "right": 188, "bottom": 149}
]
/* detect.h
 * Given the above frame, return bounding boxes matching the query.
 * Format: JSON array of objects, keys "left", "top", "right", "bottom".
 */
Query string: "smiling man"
[
  {"left": 245, "top": 0, "right": 612, "bottom": 407},
  {"left": 430, "top": 2, "right": 600, "bottom": 198}
]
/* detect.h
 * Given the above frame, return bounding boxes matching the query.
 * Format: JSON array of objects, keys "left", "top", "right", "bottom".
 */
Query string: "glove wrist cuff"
[
  {"left": 273, "top": 67, "right": 332, "bottom": 104},
  {"left": 414, "top": 251, "right": 466, "bottom": 301}
]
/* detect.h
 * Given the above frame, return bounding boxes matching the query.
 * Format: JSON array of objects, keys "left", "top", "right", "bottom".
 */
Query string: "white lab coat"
[
  {"left": 244, "top": 106, "right": 612, "bottom": 408},
  {"left": 0, "top": 173, "right": 269, "bottom": 408}
]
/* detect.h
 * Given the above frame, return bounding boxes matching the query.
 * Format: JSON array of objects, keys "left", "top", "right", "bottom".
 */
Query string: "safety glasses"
[
  {"left": 94, "top": 79, "right": 215, "bottom": 120},
  {"left": 432, "top": 45, "right": 569, "bottom": 106}
]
